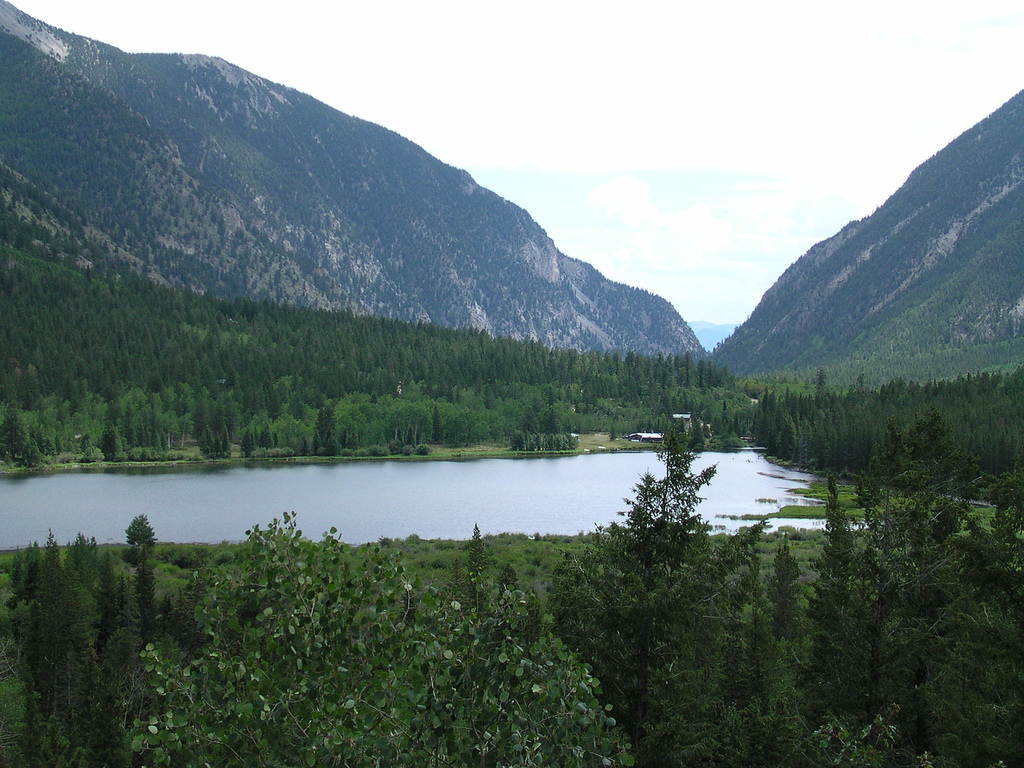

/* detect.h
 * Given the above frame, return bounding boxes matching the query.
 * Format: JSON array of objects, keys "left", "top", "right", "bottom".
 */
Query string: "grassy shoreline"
[
  {"left": 775, "top": 479, "right": 862, "bottom": 519},
  {"left": 0, "top": 432, "right": 657, "bottom": 476}
]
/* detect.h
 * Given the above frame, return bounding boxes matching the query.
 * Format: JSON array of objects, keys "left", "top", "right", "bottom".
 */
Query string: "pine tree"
[
  {"left": 432, "top": 403, "right": 442, "bottom": 444},
  {"left": 806, "top": 415, "right": 982, "bottom": 757},
  {"left": 768, "top": 537, "right": 800, "bottom": 642},
  {"left": 240, "top": 427, "right": 255, "bottom": 457},
  {"left": 466, "top": 523, "right": 488, "bottom": 583},
  {"left": 134, "top": 546, "right": 157, "bottom": 647},
  {"left": 314, "top": 404, "right": 338, "bottom": 456},
  {"left": 100, "top": 420, "right": 123, "bottom": 462},
  {"left": 0, "top": 407, "right": 40, "bottom": 467},
  {"left": 25, "top": 534, "right": 91, "bottom": 722},
  {"left": 69, "top": 643, "right": 129, "bottom": 768},
  {"left": 124, "top": 514, "right": 156, "bottom": 567},
  {"left": 804, "top": 474, "right": 869, "bottom": 724},
  {"left": 551, "top": 428, "right": 763, "bottom": 763}
]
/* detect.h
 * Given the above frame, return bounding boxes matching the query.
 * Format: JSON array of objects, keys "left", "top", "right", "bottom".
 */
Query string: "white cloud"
[
  {"left": 585, "top": 176, "right": 735, "bottom": 267},
  {"left": 567, "top": 172, "right": 864, "bottom": 323},
  {"left": 584, "top": 176, "right": 659, "bottom": 228}
]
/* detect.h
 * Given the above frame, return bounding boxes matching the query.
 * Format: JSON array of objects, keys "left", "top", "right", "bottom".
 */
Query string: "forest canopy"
[
  {"left": 0, "top": 246, "right": 748, "bottom": 469},
  {"left": 3, "top": 418, "right": 1024, "bottom": 767}
]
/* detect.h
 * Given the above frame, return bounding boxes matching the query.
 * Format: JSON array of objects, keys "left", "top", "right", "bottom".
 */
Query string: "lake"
[{"left": 0, "top": 450, "right": 822, "bottom": 549}]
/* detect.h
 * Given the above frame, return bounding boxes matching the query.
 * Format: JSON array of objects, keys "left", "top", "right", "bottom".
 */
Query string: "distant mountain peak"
[{"left": 688, "top": 321, "right": 737, "bottom": 352}]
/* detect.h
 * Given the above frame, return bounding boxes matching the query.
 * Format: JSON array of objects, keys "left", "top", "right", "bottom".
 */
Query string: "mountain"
[
  {"left": 712, "top": 88, "right": 1024, "bottom": 383},
  {"left": 0, "top": 0, "right": 702, "bottom": 357},
  {"left": 688, "top": 321, "right": 736, "bottom": 352}
]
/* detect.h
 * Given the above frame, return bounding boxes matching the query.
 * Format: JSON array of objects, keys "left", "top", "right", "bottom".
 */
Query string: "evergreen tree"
[
  {"left": 552, "top": 428, "right": 764, "bottom": 765},
  {"left": 100, "top": 420, "right": 123, "bottom": 462},
  {"left": 805, "top": 414, "right": 982, "bottom": 759},
  {"left": 124, "top": 514, "right": 156, "bottom": 567},
  {"left": 432, "top": 403, "right": 442, "bottom": 444},
  {"left": 94, "top": 552, "right": 120, "bottom": 656},
  {"left": 0, "top": 407, "right": 40, "bottom": 467},
  {"left": 123, "top": 514, "right": 158, "bottom": 645},
  {"left": 313, "top": 403, "right": 339, "bottom": 456},
  {"left": 25, "top": 534, "right": 91, "bottom": 721},
  {"left": 240, "top": 427, "right": 255, "bottom": 457},
  {"left": 462, "top": 524, "right": 489, "bottom": 615},
  {"left": 134, "top": 546, "right": 157, "bottom": 647},
  {"left": 69, "top": 643, "right": 129, "bottom": 768},
  {"left": 768, "top": 537, "right": 800, "bottom": 643},
  {"left": 125, "top": 514, "right": 156, "bottom": 550},
  {"left": 804, "top": 475, "right": 869, "bottom": 724}
]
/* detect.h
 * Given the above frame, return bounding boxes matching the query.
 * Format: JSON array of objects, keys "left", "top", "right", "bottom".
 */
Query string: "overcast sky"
[{"left": 11, "top": 0, "right": 1024, "bottom": 324}]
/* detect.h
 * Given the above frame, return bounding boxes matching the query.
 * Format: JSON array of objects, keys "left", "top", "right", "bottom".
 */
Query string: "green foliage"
[
  {"left": 5, "top": 425, "right": 1024, "bottom": 766},
  {"left": 0, "top": 248, "right": 748, "bottom": 464},
  {"left": 811, "top": 707, "right": 926, "bottom": 768},
  {"left": 0, "top": 405, "right": 41, "bottom": 467},
  {"left": 768, "top": 537, "right": 801, "bottom": 642},
  {"left": 753, "top": 370, "right": 1024, "bottom": 475},
  {"left": 802, "top": 413, "right": 1020, "bottom": 764},
  {"left": 386, "top": 531, "right": 596, "bottom": 597},
  {"left": 1, "top": 530, "right": 138, "bottom": 768},
  {"left": 134, "top": 547, "right": 157, "bottom": 646},
  {"left": 511, "top": 431, "right": 578, "bottom": 452},
  {"left": 135, "top": 514, "right": 631, "bottom": 767},
  {"left": 125, "top": 515, "right": 156, "bottom": 550},
  {"left": 0, "top": 635, "right": 23, "bottom": 765},
  {"left": 551, "top": 430, "right": 777, "bottom": 766}
]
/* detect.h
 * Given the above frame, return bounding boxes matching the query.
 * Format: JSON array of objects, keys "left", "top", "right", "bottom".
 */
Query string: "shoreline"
[{"left": 0, "top": 433, "right": 662, "bottom": 477}]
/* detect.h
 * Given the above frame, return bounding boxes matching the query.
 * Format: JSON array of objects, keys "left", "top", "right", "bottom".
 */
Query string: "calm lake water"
[{"left": 0, "top": 450, "right": 822, "bottom": 549}]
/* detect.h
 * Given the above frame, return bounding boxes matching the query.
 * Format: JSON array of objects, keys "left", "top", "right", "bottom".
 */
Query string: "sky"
[{"left": 10, "top": 0, "right": 1024, "bottom": 325}]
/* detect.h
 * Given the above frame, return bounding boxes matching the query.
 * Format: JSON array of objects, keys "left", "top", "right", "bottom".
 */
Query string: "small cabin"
[{"left": 627, "top": 432, "right": 663, "bottom": 443}]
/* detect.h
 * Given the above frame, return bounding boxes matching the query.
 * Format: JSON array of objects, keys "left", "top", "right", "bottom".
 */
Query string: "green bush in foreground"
[{"left": 136, "top": 514, "right": 632, "bottom": 767}]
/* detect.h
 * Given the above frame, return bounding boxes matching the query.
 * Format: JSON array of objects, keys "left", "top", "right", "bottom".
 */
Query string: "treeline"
[
  {"left": 0, "top": 515, "right": 631, "bottom": 766},
  {"left": 3, "top": 418, "right": 1023, "bottom": 766},
  {"left": 549, "top": 417, "right": 1024, "bottom": 766},
  {"left": 0, "top": 516, "right": 208, "bottom": 767},
  {"left": 0, "top": 248, "right": 750, "bottom": 468},
  {"left": 752, "top": 368, "right": 1024, "bottom": 475}
]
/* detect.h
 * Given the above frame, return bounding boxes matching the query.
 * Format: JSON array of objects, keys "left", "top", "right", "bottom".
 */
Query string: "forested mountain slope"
[
  {"left": 713, "top": 88, "right": 1024, "bottom": 382},
  {"left": 0, "top": 169, "right": 746, "bottom": 465},
  {"left": 0, "top": 0, "right": 702, "bottom": 356}
]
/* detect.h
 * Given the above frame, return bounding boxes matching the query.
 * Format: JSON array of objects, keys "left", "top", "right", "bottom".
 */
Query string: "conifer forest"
[
  {"left": 4, "top": 127, "right": 1024, "bottom": 768},
  {"left": 1, "top": 417, "right": 1024, "bottom": 766},
  {"left": 5, "top": 5, "right": 1024, "bottom": 764}
]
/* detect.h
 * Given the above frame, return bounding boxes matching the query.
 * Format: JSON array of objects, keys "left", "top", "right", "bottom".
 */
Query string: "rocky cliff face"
[
  {"left": 0, "top": 0, "right": 703, "bottom": 357},
  {"left": 712, "top": 87, "right": 1024, "bottom": 382}
]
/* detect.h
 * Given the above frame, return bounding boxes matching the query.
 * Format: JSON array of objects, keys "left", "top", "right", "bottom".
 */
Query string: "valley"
[{"left": 3, "top": 1, "right": 1024, "bottom": 766}]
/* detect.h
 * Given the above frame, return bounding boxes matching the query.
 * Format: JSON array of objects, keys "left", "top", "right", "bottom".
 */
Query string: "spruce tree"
[
  {"left": 806, "top": 415, "right": 982, "bottom": 757},
  {"left": 100, "top": 420, "right": 123, "bottom": 462},
  {"left": 804, "top": 475, "right": 868, "bottom": 723},
  {"left": 125, "top": 515, "right": 156, "bottom": 551},
  {"left": 551, "top": 428, "right": 763, "bottom": 764},
  {"left": 0, "top": 407, "right": 39, "bottom": 467},
  {"left": 768, "top": 537, "right": 800, "bottom": 643}
]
